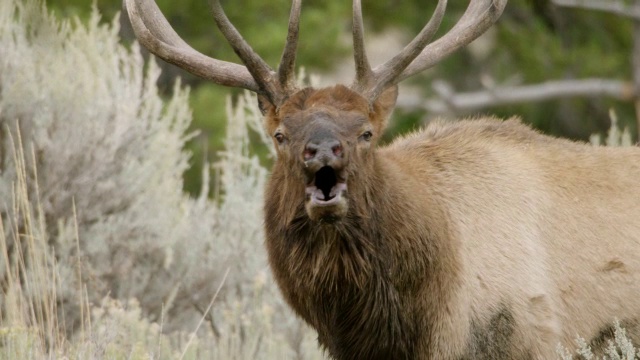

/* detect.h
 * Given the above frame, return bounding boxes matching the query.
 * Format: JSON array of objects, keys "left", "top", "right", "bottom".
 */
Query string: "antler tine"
[
  {"left": 210, "top": 0, "right": 286, "bottom": 105},
  {"left": 352, "top": 0, "right": 373, "bottom": 90},
  {"left": 363, "top": 0, "right": 447, "bottom": 101},
  {"left": 278, "top": 0, "right": 302, "bottom": 91},
  {"left": 124, "top": 0, "right": 259, "bottom": 91},
  {"left": 399, "top": 0, "right": 508, "bottom": 81},
  {"left": 351, "top": 0, "right": 508, "bottom": 103}
]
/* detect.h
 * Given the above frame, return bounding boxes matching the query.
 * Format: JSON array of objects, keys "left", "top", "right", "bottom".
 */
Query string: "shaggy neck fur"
[{"left": 264, "top": 153, "right": 450, "bottom": 359}]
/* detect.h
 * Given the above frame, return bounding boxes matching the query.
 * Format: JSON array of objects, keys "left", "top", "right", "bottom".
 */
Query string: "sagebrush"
[{"left": 0, "top": 0, "right": 320, "bottom": 358}]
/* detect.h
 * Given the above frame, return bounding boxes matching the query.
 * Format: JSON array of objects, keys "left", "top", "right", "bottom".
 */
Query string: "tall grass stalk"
[{"left": 0, "top": 127, "right": 61, "bottom": 357}]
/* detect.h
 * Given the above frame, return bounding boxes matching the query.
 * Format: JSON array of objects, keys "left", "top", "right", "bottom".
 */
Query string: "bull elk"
[{"left": 125, "top": 0, "right": 640, "bottom": 358}]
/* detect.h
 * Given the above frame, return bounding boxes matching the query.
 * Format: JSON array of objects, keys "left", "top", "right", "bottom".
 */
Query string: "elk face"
[{"left": 261, "top": 85, "right": 398, "bottom": 222}]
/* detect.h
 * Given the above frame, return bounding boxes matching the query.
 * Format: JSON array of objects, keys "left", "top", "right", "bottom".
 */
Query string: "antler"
[
  {"left": 124, "top": 0, "right": 302, "bottom": 106},
  {"left": 126, "top": 0, "right": 507, "bottom": 106},
  {"left": 352, "top": 0, "right": 508, "bottom": 102}
]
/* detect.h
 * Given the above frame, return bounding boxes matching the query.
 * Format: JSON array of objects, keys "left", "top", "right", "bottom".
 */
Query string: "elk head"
[{"left": 124, "top": 0, "right": 507, "bottom": 223}]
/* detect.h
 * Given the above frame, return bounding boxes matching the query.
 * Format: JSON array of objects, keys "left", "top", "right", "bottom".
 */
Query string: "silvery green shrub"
[{"left": 0, "top": 0, "right": 320, "bottom": 357}]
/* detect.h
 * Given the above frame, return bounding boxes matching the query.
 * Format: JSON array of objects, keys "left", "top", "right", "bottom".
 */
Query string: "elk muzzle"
[{"left": 303, "top": 138, "right": 348, "bottom": 222}]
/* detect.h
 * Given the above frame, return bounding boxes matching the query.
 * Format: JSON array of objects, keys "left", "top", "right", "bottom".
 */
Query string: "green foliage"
[{"left": 484, "top": 0, "right": 634, "bottom": 137}]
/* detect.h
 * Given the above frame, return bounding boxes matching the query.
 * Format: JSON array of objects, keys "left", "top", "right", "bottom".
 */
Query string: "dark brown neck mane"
[{"left": 264, "top": 154, "right": 440, "bottom": 359}]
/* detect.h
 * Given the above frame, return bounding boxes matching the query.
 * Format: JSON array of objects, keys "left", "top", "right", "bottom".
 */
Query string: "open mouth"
[{"left": 305, "top": 166, "right": 347, "bottom": 206}]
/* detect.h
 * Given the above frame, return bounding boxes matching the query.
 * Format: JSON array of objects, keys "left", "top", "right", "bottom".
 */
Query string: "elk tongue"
[
  {"left": 306, "top": 183, "right": 347, "bottom": 205},
  {"left": 306, "top": 187, "right": 331, "bottom": 202}
]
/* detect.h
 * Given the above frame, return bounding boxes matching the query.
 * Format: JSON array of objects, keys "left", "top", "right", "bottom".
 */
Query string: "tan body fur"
[
  {"left": 262, "top": 86, "right": 640, "bottom": 359},
  {"left": 383, "top": 118, "right": 640, "bottom": 358}
]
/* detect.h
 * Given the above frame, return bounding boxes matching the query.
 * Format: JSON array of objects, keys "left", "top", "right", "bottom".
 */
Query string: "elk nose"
[{"left": 303, "top": 139, "right": 343, "bottom": 164}]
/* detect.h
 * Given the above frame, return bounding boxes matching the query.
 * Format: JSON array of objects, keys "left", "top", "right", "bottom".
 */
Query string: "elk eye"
[
  {"left": 274, "top": 132, "right": 285, "bottom": 144},
  {"left": 360, "top": 131, "right": 373, "bottom": 142}
]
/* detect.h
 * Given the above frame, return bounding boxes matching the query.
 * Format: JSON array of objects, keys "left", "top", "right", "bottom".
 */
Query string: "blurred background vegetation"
[{"left": 48, "top": 0, "right": 635, "bottom": 196}]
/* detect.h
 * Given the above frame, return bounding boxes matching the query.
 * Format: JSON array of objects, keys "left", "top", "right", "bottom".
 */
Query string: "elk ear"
[
  {"left": 372, "top": 85, "right": 398, "bottom": 128},
  {"left": 257, "top": 94, "right": 276, "bottom": 116},
  {"left": 257, "top": 94, "right": 282, "bottom": 135}
]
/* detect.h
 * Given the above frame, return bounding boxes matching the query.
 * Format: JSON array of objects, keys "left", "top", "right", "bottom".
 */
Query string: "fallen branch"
[
  {"left": 552, "top": 0, "right": 640, "bottom": 20},
  {"left": 398, "top": 79, "right": 634, "bottom": 115}
]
